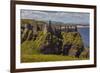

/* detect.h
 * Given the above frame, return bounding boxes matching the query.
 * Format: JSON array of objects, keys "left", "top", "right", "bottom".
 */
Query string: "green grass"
[
  {"left": 21, "top": 54, "right": 88, "bottom": 63},
  {"left": 61, "top": 32, "right": 84, "bottom": 47}
]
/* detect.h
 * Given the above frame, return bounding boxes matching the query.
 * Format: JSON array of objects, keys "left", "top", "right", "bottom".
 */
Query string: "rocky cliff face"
[
  {"left": 61, "top": 32, "right": 84, "bottom": 57},
  {"left": 21, "top": 29, "right": 86, "bottom": 58},
  {"left": 21, "top": 21, "right": 88, "bottom": 58},
  {"left": 39, "top": 32, "right": 85, "bottom": 58}
]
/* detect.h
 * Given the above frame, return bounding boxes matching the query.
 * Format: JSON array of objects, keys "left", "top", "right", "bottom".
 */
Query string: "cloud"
[{"left": 21, "top": 9, "right": 89, "bottom": 24}]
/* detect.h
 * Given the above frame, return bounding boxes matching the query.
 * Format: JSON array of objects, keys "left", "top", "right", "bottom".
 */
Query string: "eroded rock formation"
[{"left": 21, "top": 20, "right": 88, "bottom": 58}]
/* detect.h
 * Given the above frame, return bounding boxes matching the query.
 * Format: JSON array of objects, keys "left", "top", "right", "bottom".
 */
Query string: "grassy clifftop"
[
  {"left": 21, "top": 19, "right": 46, "bottom": 26},
  {"left": 62, "top": 32, "right": 83, "bottom": 47}
]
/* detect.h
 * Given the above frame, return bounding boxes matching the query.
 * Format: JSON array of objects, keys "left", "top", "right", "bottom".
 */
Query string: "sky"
[{"left": 21, "top": 9, "right": 90, "bottom": 25}]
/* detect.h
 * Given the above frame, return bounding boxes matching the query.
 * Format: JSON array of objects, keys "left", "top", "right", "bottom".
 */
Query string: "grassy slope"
[
  {"left": 21, "top": 54, "right": 87, "bottom": 62},
  {"left": 21, "top": 31, "right": 47, "bottom": 55}
]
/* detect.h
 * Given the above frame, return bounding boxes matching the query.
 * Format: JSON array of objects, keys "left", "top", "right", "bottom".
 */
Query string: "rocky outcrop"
[
  {"left": 79, "top": 48, "right": 89, "bottom": 58},
  {"left": 39, "top": 32, "right": 85, "bottom": 58},
  {"left": 61, "top": 32, "right": 84, "bottom": 57},
  {"left": 21, "top": 20, "right": 87, "bottom": 58}
]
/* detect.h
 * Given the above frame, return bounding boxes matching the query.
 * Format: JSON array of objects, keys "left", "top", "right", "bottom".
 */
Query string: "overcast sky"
[{"left": 21, "top": 9, "right": 90, "bottom": 25}]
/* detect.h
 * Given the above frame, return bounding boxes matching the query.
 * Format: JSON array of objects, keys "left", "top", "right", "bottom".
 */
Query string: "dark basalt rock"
[{"left": 62, "top": 44, "right": 72, "bottom": 55}]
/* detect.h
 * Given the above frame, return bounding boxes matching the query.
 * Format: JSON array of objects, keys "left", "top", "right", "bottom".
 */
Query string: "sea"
[{"left": 78, "top": 28, "right": 89, "bottom": 48}]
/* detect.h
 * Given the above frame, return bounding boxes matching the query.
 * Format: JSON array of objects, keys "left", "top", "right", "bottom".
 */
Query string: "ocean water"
[{"left": 78, "top": 28, "right": 89, "bottom": 48}]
